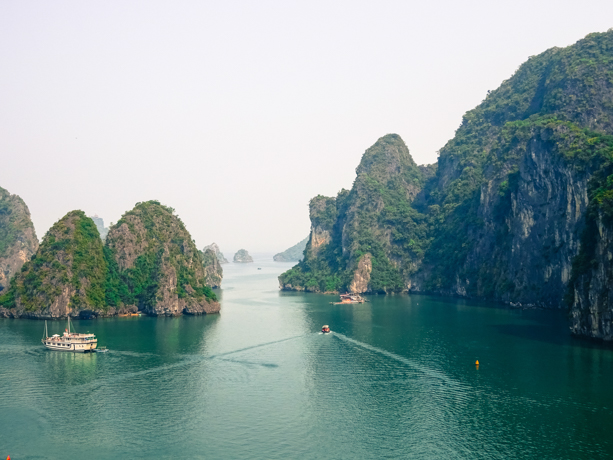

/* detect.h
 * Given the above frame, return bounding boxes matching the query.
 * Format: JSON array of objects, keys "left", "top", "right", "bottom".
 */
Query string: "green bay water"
[{"left": 1, "top": 260, "right": 613, "bottom": 459}]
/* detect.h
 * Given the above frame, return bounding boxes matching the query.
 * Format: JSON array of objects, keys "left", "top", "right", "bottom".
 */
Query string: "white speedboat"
[{"left": 42, "top": 318, "right": 98, "bottom": 353}]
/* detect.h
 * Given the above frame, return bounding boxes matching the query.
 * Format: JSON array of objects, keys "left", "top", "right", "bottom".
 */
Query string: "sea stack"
[
  {"left": 233, "top": 249, "right": 253, "bottom": 263},
  {"left": 104, "top": 200, "right": 219, "bottom": 316},
  {"left": 203, "top": 242, "right": 228, "bottom": 264}
]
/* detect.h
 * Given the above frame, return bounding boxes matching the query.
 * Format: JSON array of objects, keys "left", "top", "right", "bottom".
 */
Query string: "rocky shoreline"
[{"left": 0, "top": 299, "right": 221, "bottom": 319}]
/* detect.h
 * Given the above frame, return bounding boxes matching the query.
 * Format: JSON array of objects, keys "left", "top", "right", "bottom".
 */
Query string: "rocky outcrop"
[
  {"left": 273, "top": 236, "right": 309, "bottom": 262},
  {"left": 279, "top": 134, "right": 429, "bottom": 294},
  {"left": 306, "top": 196, "right": 335, "bottom": 260},
  {"left": 202, "top": 248, "right": 223, "bottom": 288},
  {"left": 182, "top": 297, "right": 221, "bottom": 315},
  {"left": 105, "top": 201, "right": 219, "bottom": 316},
  {"left": 203, "top": 242, "right": 228, "bottom": 264},
  {"left": 0, "top": 200, "right": 220, "bottom": 318},
  {"left": 233, "top": 249, "right": 253, "bottom": 263},
  {"left": 349, "top": 253, "right": 372, "bottom": 293},
  {"left": 0, "top": 187, "right": 38, "bottom": 293},
  {"left": 280, "top": 30, "right": 613, "bottom": 340},
  {"left": 0, "top": 211, "right": 106, "bottom": 318},
  {"left": 411, "top": 123, "right": 600, "bottom": 307}
]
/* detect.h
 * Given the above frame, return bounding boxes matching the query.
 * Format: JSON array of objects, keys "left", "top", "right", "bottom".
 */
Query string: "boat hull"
[{"left": 43, "top": 342, "right": 98, "bottom": 353}]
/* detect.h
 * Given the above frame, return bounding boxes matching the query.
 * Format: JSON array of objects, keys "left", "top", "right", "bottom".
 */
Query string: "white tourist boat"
[{"left": 42, "top": 318, "right": 98, "bottom": 353}]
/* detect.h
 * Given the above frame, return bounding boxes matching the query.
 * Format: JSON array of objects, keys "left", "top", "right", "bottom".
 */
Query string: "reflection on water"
[{"left": 1, "top": 260, "right": 613, "bottom": 459}]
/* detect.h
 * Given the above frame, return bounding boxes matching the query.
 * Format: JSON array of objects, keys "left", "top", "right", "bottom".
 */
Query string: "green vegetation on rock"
[
  {"left": 279, "top": 134, "right": 432, "bottom": 293},
  {"left": 1, "top": 200, "right": 219, "bottom": 318},
  {"left": 0, "top": 186, "right": 38, "bottom": 293},
  {"left": 415, "top": 30, "right": 613, "bottom": 299},
  {"left": 104, "top": 200, "right": 217, "bottom": 315},
  {"left": 280, "top": 29, "right": 613, "bottom": 334},
  {"left": 0, "top": 211, "right": 106, "bottom": 314}
]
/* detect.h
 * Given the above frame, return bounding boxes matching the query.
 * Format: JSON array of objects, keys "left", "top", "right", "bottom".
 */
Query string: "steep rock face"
[
  {"left": 567, "top": 143, "right": 613, "bottom": 340},
  {"left": 306, "top": 196, "right": 335, "bottom": 260},
  {"left": 413, "top": 122, "right": 607, "bottom": 306},
  {"left": 233, "top": 249, "right": 253, "bottom": 263},
  {"left": 104, "top": 201, "right": 219, "bottom": 316},
  {"left": 202, "top": 248, "right": 223, "bottom": 288},
  {"left": 280, "top": 30, "right": 613, "bottom": 340},
  {"left": 349, "top": 253, "right": 372, "bottom": 293},
  {"left": 416, "top": 31, "right": 613, "bottom": 305},
  {"left": 273, "top": 236, "right": 309, "bottom": 262},
  {"left": 0, "top": 211, "right": 106, "bottom": 318},
  {"left": 412, "top": 31, "right": 613, "bottom": 340},
  {"left": 203, "top": 242, "right": 228, "bottom": 264},
  {"left": 0, "top": 187, "right": 38, "bottom": 293},
  {"left": 279, "top": 134, "right": 431, "bottom": 293},
  {"left": 569, "top": 212, "right": 613, "bottom": 340}
]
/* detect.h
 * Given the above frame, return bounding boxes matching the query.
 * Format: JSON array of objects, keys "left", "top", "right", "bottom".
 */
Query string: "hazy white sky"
[{"left": 1, "top": 1, "right": 612, "bottom": 254}]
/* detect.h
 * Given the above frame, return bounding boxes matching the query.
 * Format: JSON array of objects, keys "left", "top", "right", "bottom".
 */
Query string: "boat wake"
[
  {"left": 207, "top": 334, "right": 308, "bottom": 360},
  {"left": 332, "top": 332, "right": 466, "bottom": 389},
  {"left": 80, "top": 334, "right": 310, "bottom": 387}
]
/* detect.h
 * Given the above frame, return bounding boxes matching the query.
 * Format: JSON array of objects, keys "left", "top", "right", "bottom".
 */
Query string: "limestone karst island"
[
  {"left": 0, "top": 199, "right": 221, "bottom": 318},
  {"left": 3, "top": 23, "right": 613, "bottom": 460},
  {"left": 279, "top": 30, "right": 613, "bottom": 342}
]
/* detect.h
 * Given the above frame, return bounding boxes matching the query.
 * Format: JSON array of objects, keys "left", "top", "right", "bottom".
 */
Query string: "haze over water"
[{"left": 1, "top": 260, "right": 612, "bottom": 459}]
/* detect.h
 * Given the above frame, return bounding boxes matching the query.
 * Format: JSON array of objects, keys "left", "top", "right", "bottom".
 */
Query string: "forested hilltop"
[
  {"left": 1, "top": 211, "right": 106, "bottom": 317},
  {"left": 0, "top": 201, "right": 220, "bottom": 318},
  {"left": 280, "top": 30, "right": 613, "bottom": 340}
]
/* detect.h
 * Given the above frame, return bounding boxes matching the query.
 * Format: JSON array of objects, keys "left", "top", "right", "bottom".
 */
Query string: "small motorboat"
[
  {"left": 321, "top": 325, "right": 330, "bottom": 333},
  {"left": 94, "top": 347, "right": 109, "bottom": 353},
  {"left": 331, "top": 293, "right": 367, "bottom": 305}
]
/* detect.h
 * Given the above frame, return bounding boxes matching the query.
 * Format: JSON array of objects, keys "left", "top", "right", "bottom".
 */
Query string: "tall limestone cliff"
[
  {"left": 201, "top": 248, "right": 223, "bottom": 288},
  {"left": 279, "top": 134, "right": 433, "bottom": 293},
  {"left": 409, "top": 30, "right": 613, "bottom": 311},
  {"left": 105, "top": 201, "right": 219, "bottom": 316},
  {"left": 280, "top": 30, "right": 613, "bottom": 340},
  {"left": 203, "top": 242, "right": 228, "bottom": 264},
  {"left": 273, "top": 236, "right": 309, "bottom": 262},
  {"left": 0, "top": 187, "right": 38, "bottom": 293},
  {"left": 0, "top": 211, "right": 106, "bottom": 318},
  {"left": 567, "top": 157, "right": 613, "bottom": 340}
]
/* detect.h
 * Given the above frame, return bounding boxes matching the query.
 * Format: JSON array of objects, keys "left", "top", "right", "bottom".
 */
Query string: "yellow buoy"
[{"left": 475, "top": 360, "right": 480, "bottom": 366}]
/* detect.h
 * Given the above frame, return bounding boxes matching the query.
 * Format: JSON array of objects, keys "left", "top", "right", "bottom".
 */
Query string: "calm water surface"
[{"left": 1, "top": 260, "right": 613, "bottom": 459}]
